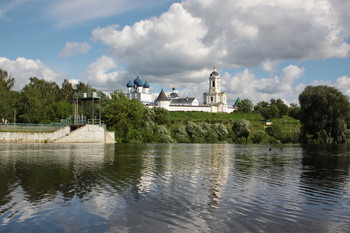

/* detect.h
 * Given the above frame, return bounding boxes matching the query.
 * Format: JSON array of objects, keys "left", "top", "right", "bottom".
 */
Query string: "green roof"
[{"left": 233, "top": 97, "right": 240, "bottom": 108}]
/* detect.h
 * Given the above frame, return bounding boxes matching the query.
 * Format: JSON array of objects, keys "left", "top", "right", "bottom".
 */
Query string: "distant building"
[
  {"left": 203, "top": 66, "right": 230, "bottom": 113},
  {"left": 126, "top": 76, "right": 153, "bottom": 104},
  {"left": 125, "top": 67, "right": 234, "bottom": 113}
]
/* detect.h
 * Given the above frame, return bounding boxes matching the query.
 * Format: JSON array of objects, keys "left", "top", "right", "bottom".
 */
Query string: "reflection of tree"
[
  {"left": 0, "top": 157, "right": 17, "bottom": 209},
  {"left": 0, "top": 144, "right": 113, "bottom": 204},
  {"left": 102, "top": 144, "right": 146, "bottom": 201},
  {"left": 300, "top": 145, "right": 350, "bottom": 207},
  {"left": 233, "top": 145, "right": 289, "bottom": 187}
]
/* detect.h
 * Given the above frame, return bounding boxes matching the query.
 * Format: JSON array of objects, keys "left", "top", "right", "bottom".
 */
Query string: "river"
[{"left": 0, "top": 143, "right": 349, "bottom": 233}]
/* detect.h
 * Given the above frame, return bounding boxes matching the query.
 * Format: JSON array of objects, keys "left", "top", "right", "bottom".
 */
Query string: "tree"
[
  {"left": 254, "top": 101, "right": 269, "bottom": 112},
  {"left": 18, "top": 77, "right": 60, "bottom": 123},
  {"left": 299, "top": 86, "right": 350, "bottom": 144},
  {"left": 60, "top": 79, "right": 75, "bottom": 102},
  {"left": 153, "top": 107, "right": 170, "bottom": 125},
  {"left": 232, "top": 119, "right": 251, "bottom": 138},
  {"left": 237, "top": 98, "right": 253, "bottom": 113},
  {"left": 0, "top": 69, "right": 15, "bottom": 90},
  {"left": 0, "top": 69, "right": 18, "bottom": 121},
  {"left": 44, "top": 101, "right": 72, "bottom": 123},
  {"left": 275, "top": 99, "right": 289, "bottom": 117},
  {"left": 288, "top": 103, "right": 301, "bottom": 120},
  {"left": 75, "top": 81, "right": 94, "bottom": 93},
  {"left": 102, "top": 91, "right": 145, "bottom": 142},
  {"left": 260, "top": 104, "right": 279, "bottom": 120}
]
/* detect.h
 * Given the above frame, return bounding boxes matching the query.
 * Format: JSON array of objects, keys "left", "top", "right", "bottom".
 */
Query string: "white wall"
[
  {"left": 0, "top": 126, "right": 70, "bottom": 143},
  {"left": 0, "top": 125, "right": 115, "bottom": 143}
]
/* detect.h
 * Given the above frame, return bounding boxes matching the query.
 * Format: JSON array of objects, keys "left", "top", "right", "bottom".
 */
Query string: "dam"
[{"left": 0, "top": 123, "right": 115, "bottom": 143}]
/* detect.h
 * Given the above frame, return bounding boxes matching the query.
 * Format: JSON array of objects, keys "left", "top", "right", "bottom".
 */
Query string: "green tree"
[
  {"left": 0, "top": 69, "right": 18, "bottom": 121},
  {"left": 237, "top": 98, "right": 253, "bottom": 113},
  {"left": 18, "top": 77, "right": 60, "bottom": 123},
  {"left": 0, "top": 69, "right": 15, "bottom": 90},
  {"left": 60, "top": 79, "right": 75, "bottom": 101},
  {"left": 153, "top": 107, "right": 170, "bottom": 125},
  {"left": 275, "top": 99, "right": 289, "bottom": 117},
  {"left": 44, "top": 101, "right": 72, "bottom": 122},
  {"left": 288, "top": 103, "right": 301, "bottom": 120},
  {"left": 254, "top": 101, "right": 269, "bottom": 112},
  {"left": 102, "top": 91, "right": 145, "bottom": 142},
  {"left": 299, "top": 86, "right": 350, "bottom": 144},
  {"left": 260, "top": 104, "right": 279, "bottom": 120},
  {"left": 232, "top": 119, "right": 251, "bottom": 138},
  {"left": 75, "top": 81, "right": 94, "bottom": 93}
]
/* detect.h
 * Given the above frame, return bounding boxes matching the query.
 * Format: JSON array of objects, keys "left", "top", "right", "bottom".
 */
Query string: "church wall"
[{"left": 166, "top": 105, "right": 213, "bottom": 112}]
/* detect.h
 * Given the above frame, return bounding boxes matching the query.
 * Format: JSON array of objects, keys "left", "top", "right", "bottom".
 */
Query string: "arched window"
[
  {"left": 212, "top": 80, "right": 215, "bottom": 87},
  {"left": 211, "top": 97, "right": 213, "bottom": 102}
]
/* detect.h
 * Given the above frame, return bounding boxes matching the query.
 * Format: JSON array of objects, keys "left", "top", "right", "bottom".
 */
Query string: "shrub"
[
  {"left": 172, "top": 126, "right": 191, "bottom": 143},
  {"left": 251, "top": 131, "right": 270, "bottom": 144},
  {"left": 232, "top": 119, "right": 251, "bottom": 138},
  {"left": 185, "top": 121, "right": 207, "bottom": 143}
]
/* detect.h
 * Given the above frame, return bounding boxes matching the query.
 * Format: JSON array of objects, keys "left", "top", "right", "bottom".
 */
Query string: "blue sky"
[{"left": 1, "top": 0, "right": 350, "bottom": 104}]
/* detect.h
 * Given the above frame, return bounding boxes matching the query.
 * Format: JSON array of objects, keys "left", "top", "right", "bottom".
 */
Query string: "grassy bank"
[{"left": 169, "top": 111, "right": 300, "bottom": 136}]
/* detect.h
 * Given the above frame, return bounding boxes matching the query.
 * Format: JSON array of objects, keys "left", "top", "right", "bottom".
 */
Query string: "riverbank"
[
  {"left": 0, "top": 124, "right": 115, "bottom": 143},
  {"left": 108, "top": 109, "right": 300, "bottom": 143}
]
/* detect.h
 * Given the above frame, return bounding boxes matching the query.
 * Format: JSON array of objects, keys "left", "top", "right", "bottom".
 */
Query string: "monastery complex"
[{"left": 126, "top": 67, "right": 236, "bottom": 113}]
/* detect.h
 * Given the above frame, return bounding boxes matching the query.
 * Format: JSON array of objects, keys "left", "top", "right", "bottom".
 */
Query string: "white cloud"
[
  {"left": 91, "top": 0, "right": 350, "bottom": 93},
  {"left": 261, "top": 60, "right": 278, "bottom": 72},
  {"left": 313, "top": 75, "right": 350, "bottom": 97},
  {"left": 335, "top": 76, "right": 350, "bottom": 96},
  {"left": 92, "top": 3, "right": 209, "bottom": 78},
  {"left": 48, "top": 0, "right": 168, "bottom": 28},
  {"left": 225, "top": 65, "right": 304, "bottom": 104},
  {"left": 86, "top": 55, "right": 126, "bottom": 91},
  {"left": 59, "top": 42, "right": 91, "bottom": 58},
  {"left": 0, "top": 57, "right": 60, "bottom": 90}
]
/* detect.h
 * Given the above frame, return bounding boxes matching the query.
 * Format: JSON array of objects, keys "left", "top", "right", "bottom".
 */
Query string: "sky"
[{"left": 1, "top": 0, "right": 350, "bottom": 105}]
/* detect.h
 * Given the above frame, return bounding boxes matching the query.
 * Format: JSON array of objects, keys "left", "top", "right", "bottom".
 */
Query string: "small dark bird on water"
[{"left": 269, "top": 147, "right": 272, "bottom": 151}]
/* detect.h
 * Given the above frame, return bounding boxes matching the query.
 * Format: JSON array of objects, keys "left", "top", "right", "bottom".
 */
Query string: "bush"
[
  {"left": 153, "top": 107, "right": 170, "bottom": 125},
  {"left": 251, "top": 131, "right": 270, "bottom": 144},
  {"left": 153, "top": 125, "right": 174, "bottom": 143},
  {"left": 185, "top": 121, "right": 207, "bottom": 143},
  {"left": 211, "top": 123, "right": 229, "bottom": 141},
  {"left": 232, "top": 119, "right": 251, "bottom": 138},
  {"left": 172, "top": 125, "right": 191, "bottom": 143}
]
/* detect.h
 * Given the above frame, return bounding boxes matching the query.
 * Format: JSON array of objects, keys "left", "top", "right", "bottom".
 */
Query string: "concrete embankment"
[{"left": 0, "top": 125, "right": 115, "bottom": 143}]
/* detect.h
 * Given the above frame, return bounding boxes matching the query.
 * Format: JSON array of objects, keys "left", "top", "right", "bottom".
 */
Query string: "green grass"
[
  {"left": 169, "top": 111, "right": 300, "bottom": 134},
  {"left": 0, "top": 125, "right": 61, "bottom": 133}
]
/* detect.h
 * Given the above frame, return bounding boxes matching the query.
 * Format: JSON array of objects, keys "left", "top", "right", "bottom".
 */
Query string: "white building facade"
[
  {"left": 126, "top": 76, "right": 153, "bottom": 103},
  {"left": 125, "top": 68, "right": 234, "bottom": 113}
]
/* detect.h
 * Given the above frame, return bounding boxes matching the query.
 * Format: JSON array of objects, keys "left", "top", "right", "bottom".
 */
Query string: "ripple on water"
[{"left": 1, "top": 144, "right": 350, "bottom": 233}]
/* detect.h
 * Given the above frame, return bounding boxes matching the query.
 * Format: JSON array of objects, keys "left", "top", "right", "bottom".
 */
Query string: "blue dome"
[
  {"left": 133, "top": 75, "right": 143, "bottom": 87},
  {"left": 143, "top": 81, "right": 150, "bottom": 88},
  {"left": 126, "top": 80, "right": 133, "bottom": 88}
]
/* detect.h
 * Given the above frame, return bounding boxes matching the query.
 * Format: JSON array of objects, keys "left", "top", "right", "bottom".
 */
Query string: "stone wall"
[{"left": 0, "top": 125, "right": 115, "bottom": 143}]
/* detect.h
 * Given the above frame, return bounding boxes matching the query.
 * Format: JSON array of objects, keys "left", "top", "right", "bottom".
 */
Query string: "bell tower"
[
  {"left": 203, "top": 66, "right": 227, "bottom": 111},
  {"left": 209, "top": 66, "right": 221, "bottom": 93}
]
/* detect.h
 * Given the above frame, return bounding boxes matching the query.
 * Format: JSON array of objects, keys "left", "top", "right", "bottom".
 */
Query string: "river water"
[{"left": 0, "top": 143, "right": 349, "bottom": 233}]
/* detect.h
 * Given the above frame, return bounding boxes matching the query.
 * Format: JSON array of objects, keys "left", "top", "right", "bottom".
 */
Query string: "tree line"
[
  {"left": 0, "top": 69, "right": 95, "bottom": 124},
  {"left": 2, "top": 68, "right": 350, "bottom": 144}
]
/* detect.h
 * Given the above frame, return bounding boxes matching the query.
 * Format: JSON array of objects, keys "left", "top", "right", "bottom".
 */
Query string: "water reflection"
[
  {"left": 299, "top": 145, "right": 350, "bottom": 232},
  {"left": 0, "top": 143, "right": 350, "bottom": 233}
]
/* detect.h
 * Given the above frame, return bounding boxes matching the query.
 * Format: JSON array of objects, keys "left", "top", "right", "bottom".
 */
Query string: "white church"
[{"left": 125, "top": 67, "right": 234, "bottom": 113}]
